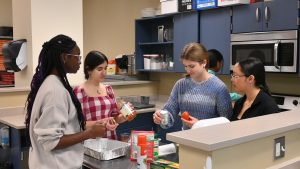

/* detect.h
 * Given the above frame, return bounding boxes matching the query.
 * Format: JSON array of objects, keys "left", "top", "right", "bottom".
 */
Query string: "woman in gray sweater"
[{"left": 153, "top": 43, "right": 232, "bottom": 130}]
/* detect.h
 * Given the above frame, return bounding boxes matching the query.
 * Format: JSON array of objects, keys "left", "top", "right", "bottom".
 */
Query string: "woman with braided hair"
[{"left": 25, "top": 34, "right": 106, "bottom": 169}]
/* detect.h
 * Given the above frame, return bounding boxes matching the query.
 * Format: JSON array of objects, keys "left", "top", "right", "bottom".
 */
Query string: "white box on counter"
[
  {"left": 160, "top": 0, "right": 178, "bottom": 14},
  {"left": 218, "top": 0, "right": 250, "bottom": 7}
]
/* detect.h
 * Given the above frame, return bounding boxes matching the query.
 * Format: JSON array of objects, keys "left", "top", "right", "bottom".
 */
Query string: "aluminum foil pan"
[{"left": 84, "top": 138, "right": 130, "bottom": 160}]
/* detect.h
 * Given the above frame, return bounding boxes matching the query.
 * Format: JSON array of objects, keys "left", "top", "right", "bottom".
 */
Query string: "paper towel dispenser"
[{"left": 2, "top": 39, "right": 27, "bottom": 72}]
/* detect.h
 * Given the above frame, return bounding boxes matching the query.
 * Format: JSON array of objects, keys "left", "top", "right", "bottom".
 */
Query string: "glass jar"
[{"left": 119, "top": 102, "right": 137, "bottom": 121}]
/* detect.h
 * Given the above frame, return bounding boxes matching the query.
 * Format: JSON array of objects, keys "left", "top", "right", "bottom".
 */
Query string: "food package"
[{"left": 130, "top": 130, "right": 155, "bottom": 161}]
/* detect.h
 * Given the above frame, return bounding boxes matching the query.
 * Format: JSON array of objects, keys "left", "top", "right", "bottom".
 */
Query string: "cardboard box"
[
  {"left": 130, "top": 131, "right": 155, "bottom": 161},
  {"left": 218, "top": 0, "right": 250, "bottom": 7},
  {"left": 160, "top": 0, "right": 178, "bottom": 14},
  {"left": 178, "top": 0, "right": 195, "bottom": 12},
  {"left": 194, "top": 0, "right": 217, "bottom": 10}
]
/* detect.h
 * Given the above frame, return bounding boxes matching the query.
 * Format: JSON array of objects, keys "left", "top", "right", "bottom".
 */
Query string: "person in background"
[
  {"left": 207, "top": 49, "right": 223, "bottom": 76},
  {"left": 25, "top": 35, "right": 106, "bottom": 169},
  {"left": 207, "top": 49, "right": 242, "bottom": 102},
  {"left": 74, "top": 51, "right": 130, "bottom": 140},
  {"left": 230, "top": 57, "right": 279, "bottom": 121},
  {"left": 153, "top": 42, "right": 232, "bottom": 129}
]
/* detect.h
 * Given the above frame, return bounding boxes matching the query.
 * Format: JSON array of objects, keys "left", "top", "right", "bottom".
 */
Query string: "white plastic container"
[
  {"left": 143, "top": 54, "right": 151, "bottom": 69},
  {"left": 218, "top": 0, "right": 250, "bottom": 7},
  {"left": 150, "top": 54, "right": 162, "bottom": 70},
  {"left": 160, "top": 0, "right": 178, "bottom": 14}
]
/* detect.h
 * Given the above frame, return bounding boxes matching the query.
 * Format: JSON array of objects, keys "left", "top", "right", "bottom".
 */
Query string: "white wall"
[
  {"left": 83, "top": 0, "right": 160, "bottom": 58},
  {"left": 12, "top": 0, "right": 84, "bottom": 87},
  {"left": 0, "top": 0, "right": 12, "bottom": 26}
]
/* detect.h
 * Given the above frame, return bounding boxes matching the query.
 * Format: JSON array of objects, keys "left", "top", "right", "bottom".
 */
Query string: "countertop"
[
  {"left": 0, "top": 80, "right": 153, "bottom": 93},
  {"left": 167, "top": 108, "right": 300, "bottom": 152},
  {"left": 0, "top": 106, "right": 26, "bottom": 129},
  {"left": 83, "top": 147, "right": 178, "bottom": 169},
  {"left": 0, "top": 96, "right": 167, "bottom": 129}
]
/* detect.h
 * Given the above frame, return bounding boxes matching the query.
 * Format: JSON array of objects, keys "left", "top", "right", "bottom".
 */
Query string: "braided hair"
[{"left": 25, "top": 34, "right": 85, "bottom": 143}]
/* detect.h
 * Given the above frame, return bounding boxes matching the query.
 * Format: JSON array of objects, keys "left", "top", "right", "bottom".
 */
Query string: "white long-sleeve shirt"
[{"left": 29, "top": 75, "right": 83, "bottom": 169}]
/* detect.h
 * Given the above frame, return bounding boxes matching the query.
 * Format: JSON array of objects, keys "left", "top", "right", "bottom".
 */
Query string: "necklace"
[{"left": 96, "top": 89, "right": 101, "bottom": 94}]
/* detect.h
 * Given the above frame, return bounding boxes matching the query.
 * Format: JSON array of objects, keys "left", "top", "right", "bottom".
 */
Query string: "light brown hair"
[{"left": 181, "top": 42, "right": 209, "bottom": 69}]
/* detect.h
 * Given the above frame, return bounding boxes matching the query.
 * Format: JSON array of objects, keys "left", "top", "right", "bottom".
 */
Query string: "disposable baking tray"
[{"left": 84, "top": 138, "right": 130, "bottom": 160}]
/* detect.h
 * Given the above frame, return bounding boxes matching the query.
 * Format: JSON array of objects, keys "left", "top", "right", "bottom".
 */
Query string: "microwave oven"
[{"left": 231, "top": 30, "right": 298, "bottom": 72}]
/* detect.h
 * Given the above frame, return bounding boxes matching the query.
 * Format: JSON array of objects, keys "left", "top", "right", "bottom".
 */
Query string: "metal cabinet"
[
  {"left": 232, "top": 0, "right": 299, "bottom": 33},
  {"left": 135, "top": 12, "right": 198, "bottom": 73},
  {"left": 199, "top": 7, "right": 231, "bottom": 74}
]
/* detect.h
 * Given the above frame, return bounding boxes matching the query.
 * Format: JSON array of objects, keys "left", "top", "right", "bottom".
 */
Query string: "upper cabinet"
[
  {"left": 199, "top": 7, "right": 231, "bottom": 75},
  {"left": 173, "top": 12, "right": 199, "bottom": 73},
  {"left": 135, "top": 12, "right": 198, "bottom": 73},
  {"left": 232, "top": 0, "right": 299, "bottom": 33}
]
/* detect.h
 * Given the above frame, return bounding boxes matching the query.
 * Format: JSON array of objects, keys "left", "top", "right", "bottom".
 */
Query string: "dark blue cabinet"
[
  {"left": 0, "top": 126, "right": 29, "bottom": 169},
  {"left": 199, "top": 7, "right": 231, "bottom": 74},
  {"left": 116, "top": 112, "right": 155, "bottom": 138},
  {"left": 135, "top": 12, "right": 199, "bottom": 73},
  {"left": 232, "top": 0, "right": 299, "bottom": 33},
  {"left": 173, "top": 12, "right": 199, "bottom": 73}
]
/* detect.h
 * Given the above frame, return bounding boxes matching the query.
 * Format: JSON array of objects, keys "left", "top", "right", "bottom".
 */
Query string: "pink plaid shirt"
[{"left": 73, "top": 85, "right": 119, "bottom": 140}]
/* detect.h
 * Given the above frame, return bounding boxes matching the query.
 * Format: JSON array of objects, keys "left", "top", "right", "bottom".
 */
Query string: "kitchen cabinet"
[
  {"left": 199, "top": 7, "right": 231, "bottom": 74},
  {"left": 173, "top": 12, "right": 199, "bottom": 73},
  {"left": 0, "top": 126, "right": 29, "bottom": 169},
  {"left": 116, "top": 111, "right": 156, "bottom": 138},
  {"left": 232, "top": 0, "right": 299, "bottom": 33},
  {"left": 135, "top": 12, "right": 198, "bottom": 73}
]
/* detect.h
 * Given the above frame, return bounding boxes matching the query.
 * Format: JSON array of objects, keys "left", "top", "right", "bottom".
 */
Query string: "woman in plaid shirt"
[{"left": 74, "top": 51, "right": 127, "bottom": 140}]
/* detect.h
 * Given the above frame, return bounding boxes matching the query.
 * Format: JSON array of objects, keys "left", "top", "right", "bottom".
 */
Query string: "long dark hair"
[
  {"left": 239, "top": 57, "right": 271, "bottom": 95},
  {"left": 84, "top": 51, "right": 108, "bottom": 80},
  {"left": 25, "top": 34, "right": 85, "bottom": 143}
]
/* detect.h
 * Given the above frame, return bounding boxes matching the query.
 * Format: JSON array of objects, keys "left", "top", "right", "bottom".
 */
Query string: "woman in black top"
[{"left": 230, "top": 57, "right": 279, "bottom": 121}]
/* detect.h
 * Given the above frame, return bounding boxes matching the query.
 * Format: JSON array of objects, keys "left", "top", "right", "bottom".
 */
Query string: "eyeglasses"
[
  {"left": 67, "top": 54, "right": 82, "bottom": 61},
  {"left": 230, "top": 73, "right": 246, "bottom": 79}
]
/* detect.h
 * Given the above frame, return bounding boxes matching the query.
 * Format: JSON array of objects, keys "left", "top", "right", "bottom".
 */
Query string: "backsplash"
[{"left": 151, "top": 72, "right": 300, "bottom": 96}]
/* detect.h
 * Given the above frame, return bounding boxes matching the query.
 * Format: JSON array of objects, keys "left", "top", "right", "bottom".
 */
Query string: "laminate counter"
[{"left": 166, "top": 109, "right": 300, "bottom": 169}]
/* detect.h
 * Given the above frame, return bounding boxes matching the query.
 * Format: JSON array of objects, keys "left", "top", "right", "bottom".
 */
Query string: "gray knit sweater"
[{"left": 162, "top": 76, "right": 232, "bottom": 130}]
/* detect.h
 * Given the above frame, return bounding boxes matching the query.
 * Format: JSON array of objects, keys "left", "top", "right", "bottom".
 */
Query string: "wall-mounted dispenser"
[{"left": 2, "top": 39, "right": 27, "bottom": 72}]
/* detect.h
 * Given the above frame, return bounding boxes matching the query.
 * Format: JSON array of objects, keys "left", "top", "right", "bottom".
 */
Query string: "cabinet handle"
[
  {"left": 274, "top": 40, "right": 280, "bottom": 69},
  {"left": 256, "top": 8, "right": 261, "bottom": 22},
  {"left": 264, "top": 6, "right": 270, "bottom": 22}
]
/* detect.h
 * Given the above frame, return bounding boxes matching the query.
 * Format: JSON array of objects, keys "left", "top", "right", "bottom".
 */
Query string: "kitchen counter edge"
[
  {"left": 0, "top": 80, "right": 153, "bottom": 93},
  {"left": 167, "top": 109, "right": 300, "bottom": 152}
]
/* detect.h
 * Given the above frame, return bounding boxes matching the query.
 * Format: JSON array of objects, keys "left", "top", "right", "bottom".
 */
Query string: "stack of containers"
[{"left": 143, "top": 54, "right": 162, "bottom": 70}]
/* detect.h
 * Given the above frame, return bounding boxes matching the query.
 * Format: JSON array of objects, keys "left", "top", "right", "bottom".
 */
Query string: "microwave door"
[
  {"left": 277, "top": 39, "right": 297, "bottom": 72},
  {"left": 231, "top": 40, "right": 297, "bottom": 72},
  {"left": 231, "top": 40, "right": 277, "bottom": 71}
]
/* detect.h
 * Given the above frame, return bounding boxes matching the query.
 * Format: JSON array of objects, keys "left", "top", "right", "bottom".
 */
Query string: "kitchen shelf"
[{"left": 135, "top": 12, "right": 198, "bottom": 72}]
